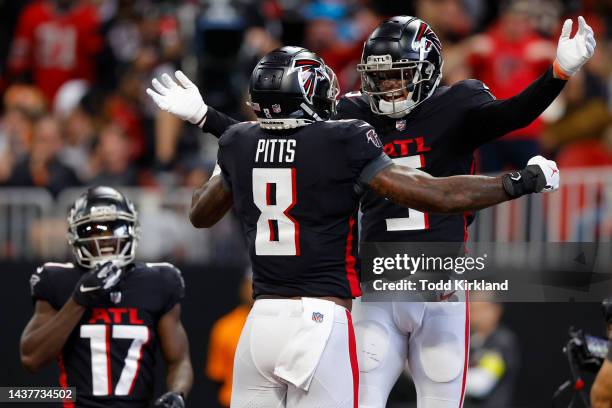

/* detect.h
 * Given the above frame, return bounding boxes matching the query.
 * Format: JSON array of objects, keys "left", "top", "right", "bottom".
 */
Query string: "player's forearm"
[
  {"left": 369, "top": 165, "right": 509, "bottom": 213},
  {"left": 190, "top": 175, "right": 233, "bottom": 228},
  {"left": 201, "top": 107, "right": 240, "bottom": 138},
  {"left": 472, "top": 67, "right": 566, "bottom": 137},
  {"left": 20, "top": 299, "right": 85, "bottom": 372},
  {"left": 166, "top": 358, "right": 194, "bottom": 397}
]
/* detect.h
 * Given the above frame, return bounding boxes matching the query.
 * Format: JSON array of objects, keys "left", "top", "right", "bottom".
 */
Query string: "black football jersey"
[
  {"left": 337, "top": 81, "right": 492, "bottom": 243},
  {"left": 337, "top": 68, "right": 565, "bottom": 243},
  {"left": 217, "top": 119, "right": 391, "bottom": 298},
  {"left": 30, "top": 262, "right": 185, "bottom": 408},
  {"left": 203, "top": 68, "right": 565, "bottom": 244}
]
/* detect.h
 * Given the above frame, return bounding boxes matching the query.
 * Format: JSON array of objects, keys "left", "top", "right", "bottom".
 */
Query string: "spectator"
[
  {"left": 89, "top": 123, "right": 139, "bottom": 186},
  {"left": 104, "top": 67, "right": 148, "bottom": 163},
  {"left": 7, "top": 115, "right": 80, "bottom": 196},
  {"left": 206, "top": 270, "right": 253, "bottom": 408},
  {"left": 0, "top": 84, "right": 46, "bottom": 183},
  {"left": 466, "top": 0, "right": 556, "bottom": 172},
  {"left": 465, "top": 293, "right": 520, "bottom": 407},
  {"left": 7, "top": 0, "right": 103, "bottom": 103}
]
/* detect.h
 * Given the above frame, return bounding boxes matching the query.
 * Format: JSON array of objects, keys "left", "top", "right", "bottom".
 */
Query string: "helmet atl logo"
[{"left": 291, "top": 59, "right": 329, "bottom": 104}]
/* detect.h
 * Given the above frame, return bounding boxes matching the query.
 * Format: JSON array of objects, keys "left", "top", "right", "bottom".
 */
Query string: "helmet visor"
[{"left": 75, "top": 221, "right": 132, "bottom": 258}]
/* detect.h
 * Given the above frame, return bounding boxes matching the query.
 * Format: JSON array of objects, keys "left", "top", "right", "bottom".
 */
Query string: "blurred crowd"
[{"left": 0, "top": 0, "right": 611, "bottom": 199}]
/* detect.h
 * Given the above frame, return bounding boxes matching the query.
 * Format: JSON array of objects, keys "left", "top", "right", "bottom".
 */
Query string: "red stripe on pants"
[
  {"left": 345, "top": 310, "right": 359, "bottom": 408},
  {"left": 459, "top": 290, "right": 470, "bottom": 407}
]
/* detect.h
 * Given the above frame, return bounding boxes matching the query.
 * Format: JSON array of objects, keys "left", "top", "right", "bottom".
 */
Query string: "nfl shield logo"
[
  {"left": 396, "top": 120, "right": 406, "bottom": 131},
  {"left": 272, "top": 104, "right": 281, "bottom": 114},
  {"left": 110, "top": 291, "right": 122, "bottom": 304},
  {"left": 312, "top": 312, "right": 324, "bottom": 323}
]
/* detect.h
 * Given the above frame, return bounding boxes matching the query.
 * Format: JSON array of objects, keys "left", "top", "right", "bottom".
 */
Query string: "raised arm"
[
  {"left": 21, "top": 262, "right": 122, "bottom": 372},
  {"left": 146, "top": 71, "right": 239, "bottom": 138},
  {"left": 368, "top": 155, "right": 559, "bottom": 213},
  {"left": 465, "top": 17, "right": 595, "bottom": 147},
  {"left": 190, "top": 173, "right": 233, "bottom": 228},
  {"left": 20, "top": 299, "right": 84, "bottom": 372}
]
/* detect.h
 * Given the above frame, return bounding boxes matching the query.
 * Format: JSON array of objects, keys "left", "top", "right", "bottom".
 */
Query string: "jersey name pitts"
[
  {"left": 383, "top": 136, "right": 431, "bottom": 157},
  {"left": 255, "top": 139, "right": 296, "bottom": 163}
]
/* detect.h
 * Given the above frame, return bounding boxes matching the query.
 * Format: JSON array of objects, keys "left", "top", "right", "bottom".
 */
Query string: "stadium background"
[{"left": 0, "top": 0, "right": 610, "bottom": 407}]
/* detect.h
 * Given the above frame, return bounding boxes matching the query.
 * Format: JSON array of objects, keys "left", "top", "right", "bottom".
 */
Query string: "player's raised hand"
[
  {"left": 146, "top": 71, "right": 208, "bottom": 127},
  {"left": 154, "top": 391, "right": 185, "bottom": 408},
  {"left": 554, "top": 16, "right": 596, "bottom": 79},
  {"left": 527, "top": 155, "right": 560, "bottom": 192},
  {"left": 72, "top": 261, "right": 122, "bottom": 307}
]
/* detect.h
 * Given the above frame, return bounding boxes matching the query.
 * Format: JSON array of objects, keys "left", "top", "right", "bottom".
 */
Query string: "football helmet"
[
  {"left": 357, "top": 16, "right": 443, "bottom": 117},
  {"left": 67, "top": 186, "right": 140, "bottom": 269},
  {"left": 248, "top": 46, "right": 339, "bottom": 129}
]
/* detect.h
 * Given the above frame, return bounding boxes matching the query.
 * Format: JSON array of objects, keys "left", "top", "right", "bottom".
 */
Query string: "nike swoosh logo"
[
  {"left": 510, "top": 173, "right": 521, "bottom": 181},
  {"left": 80, "top": 285, "right": 101, "bottom": 293}
]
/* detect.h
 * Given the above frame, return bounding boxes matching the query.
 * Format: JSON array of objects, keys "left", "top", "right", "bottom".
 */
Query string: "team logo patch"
[
  {"left": 272, "top": 104, "right": 281, "bottom": 114},
  {"left": 411, "top": 22, "right": 441, "bottom": 55},
  {"left": 396, "top": 120, "right": 406, "bottom": 131},
  {"left": 290, "top": 58, "right": 330, "bottom": 104},
  {"left": 251, "top": 102, "right": 261, "bottom": 112},
  {"left": 312, "top": 312, "right": 324, "bottom": 323},
  {"left": 29, "top": 274, "right": 40, "bottom": 294},
  {"left": 110, "top": 291, "right": 122, "bottom": 304},
  {"left": 366, "top": 129, "right": 382, "bottom": 148}
]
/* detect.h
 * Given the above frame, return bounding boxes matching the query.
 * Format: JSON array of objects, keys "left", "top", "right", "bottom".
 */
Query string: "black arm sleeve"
[
  {"left": 608, "top": 340, "right": 612, "bottom": 362},
  {"left": 201, "top": 107, "right": 240, "bottom": 139},
  {"left": 465, "top": 67, "right": 567, "bottom": 148}
]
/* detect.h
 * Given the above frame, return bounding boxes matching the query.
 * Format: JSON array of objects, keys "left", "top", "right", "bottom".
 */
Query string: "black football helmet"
[
  {"left": 67, "top": 186, "right": 140, "bottom": 269},
  {"left": 357, "top": 16, "right": 443, "bottom": 117},
  {"left": 248, "top": 46, "right": 339, "bottom": 129}
]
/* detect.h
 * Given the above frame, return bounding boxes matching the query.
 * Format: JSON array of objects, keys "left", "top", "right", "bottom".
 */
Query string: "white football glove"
[
  {"left": 554, "top": 16, "right": 596, "bottom": 79},
  {"left": 527, "top": 155, "right": 560, "bottom": 192},
  {"left": 146, "top": 71, "right": 208, "bottom": 126}
]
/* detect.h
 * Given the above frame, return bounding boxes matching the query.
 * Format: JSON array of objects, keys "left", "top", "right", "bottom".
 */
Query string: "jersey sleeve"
[
  {"left": 461, "top": 67, "right": 566, "bottom": 148},
  {"left": 202, "top": 107, "right": 240, "bottom": 138},
  {"left": 29, "top": 263, "right": 75, "bottom": 309},
  {"left": 29, "top": 265, "right": 52, "bottom": 304},
  {"left": 343, "top": 121, "right": 393, "bottom": 185},
  {"left": 159, "top": 264, "right": 186, "bottom": 314}
]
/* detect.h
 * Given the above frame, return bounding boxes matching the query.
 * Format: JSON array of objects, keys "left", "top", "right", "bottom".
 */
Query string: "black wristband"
[{"left": 502, "top": 165, "right": 546, "bottom": 198}]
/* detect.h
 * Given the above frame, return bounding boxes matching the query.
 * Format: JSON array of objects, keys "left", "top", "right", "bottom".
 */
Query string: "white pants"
[
  {"left": 231, "top": 299, "right": 359, "bottom": 408},
  {"left": 352, "top": 297, "right": 469, "bottom": 408}
]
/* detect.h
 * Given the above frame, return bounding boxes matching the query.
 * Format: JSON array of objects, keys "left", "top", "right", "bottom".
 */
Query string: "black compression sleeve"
[
  {"left": 201, "top": 107, "right": 240, "bottom": 139},
  {"left": 466, "top": 67, "right": 567, "bottom": 147}
]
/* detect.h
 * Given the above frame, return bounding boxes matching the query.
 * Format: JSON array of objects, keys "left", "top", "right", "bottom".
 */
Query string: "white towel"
[{"left": 273, "top": 297, "right": 335, "bottom": 391}]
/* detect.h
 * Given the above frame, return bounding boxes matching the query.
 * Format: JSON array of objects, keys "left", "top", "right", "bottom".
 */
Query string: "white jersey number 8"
[{"left": 253, "top": 168, "right": 300, "bottom": 256}]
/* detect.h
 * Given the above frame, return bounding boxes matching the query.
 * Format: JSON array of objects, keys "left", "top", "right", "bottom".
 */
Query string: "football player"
[
  {"left": 20, "top": 186, "right": 193, "bottom": 408},
  {"left": 147, "top": 14, "right": 593, "bottom": 408},
  {"left": 148, "top": 46, "right": 558, "bottom": 407}
]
